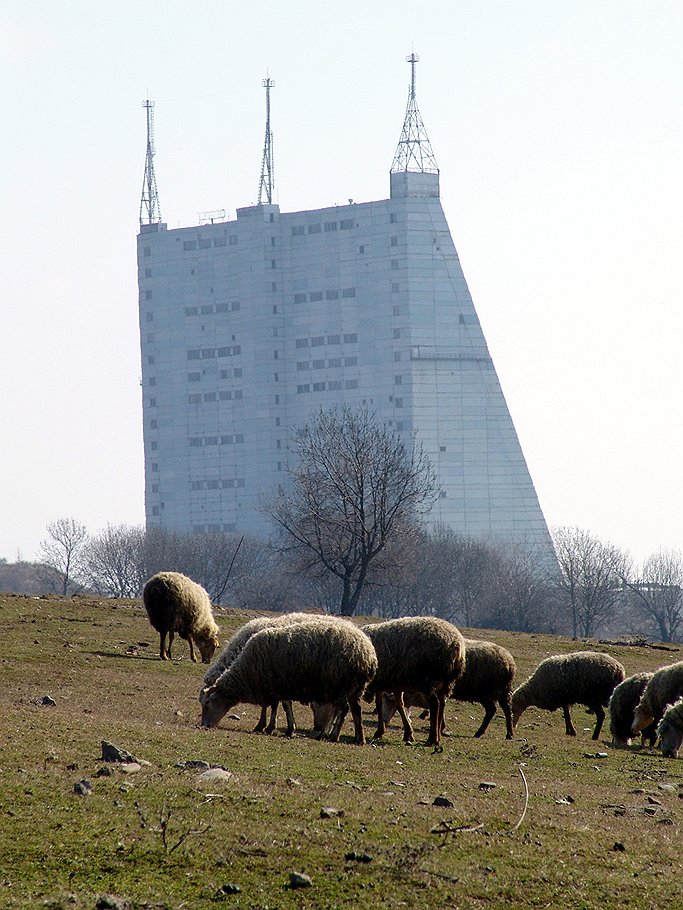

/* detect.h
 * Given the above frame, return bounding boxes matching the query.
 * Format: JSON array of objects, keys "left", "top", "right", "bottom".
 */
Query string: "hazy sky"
[{"left": 2, "top": 2, "right": 682, "bottom": 565}]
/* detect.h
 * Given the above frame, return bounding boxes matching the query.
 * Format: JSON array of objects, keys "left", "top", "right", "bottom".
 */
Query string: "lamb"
[
  {"left": 608, "top": 672, "right": 657, "bottom": 747},
  {"left": 381, "top": 638, "right": 516, "bottom": 739},
  {"left": 631, "top": 660, "right": 683, "bottom": 736},
  {"left": 657, "top": 697, "right": 683, "bottom": 758},
  {"left": 199, "top": 616, "right": 378, "bottom": 744},
  {"left": 203, "top": 612, "right": 321, "bottom": 735},
  {"left": 361, "top": 616, "right": 465, "bottom": 746},
  {"left": 511, "top": 650, "right": 625, "bottom": 740},
  {"left": 143, "top": 571, "right": 220, "bottom": 663}
]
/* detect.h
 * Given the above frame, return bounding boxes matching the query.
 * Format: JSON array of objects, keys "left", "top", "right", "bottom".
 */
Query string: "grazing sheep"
[
  {"left": 361, "top": 616, "right": 465, "bottom": 746},
  {"left": 632, "top": 660, "right": 683, "bottom": 736},
  {"left": 143, "top": 571, "right": 219, "bottom": 663},
  {"left": 199, "top": 617, "right": 378, "bottom": 744},
  {"left": 608, "top": 672, "right": 657, "bottom": 747},
  {"left": 511, "top": 651, "right": 625, "bottom": 740},
  {"left": 657, "top": 697, "right": 683, "bottom": 758},
  {"left": 381, "top": 638, "right": 517, "bottom": 739},
  {"left": 203, "top": 612, "right": 321, "bottom": 735}
]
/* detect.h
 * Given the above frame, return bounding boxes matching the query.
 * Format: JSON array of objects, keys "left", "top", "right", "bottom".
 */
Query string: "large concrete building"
[{"left": 136, "top": 64, "right": 554, "bottom": 561}]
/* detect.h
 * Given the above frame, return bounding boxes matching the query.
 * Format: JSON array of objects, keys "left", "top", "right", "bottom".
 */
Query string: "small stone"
[
  {"left": 433, "top": 796, "right": 453, "bottom": 808},
  {"left": 228, "top": 713, "right": 242, "bottom": 721},
  {"left": 658, "top": 783, "right": 677, "bottom": 792},
  {"left": 479, "top": 781, "right": 496, "bottom": 791},
  {"left": 320, "top": 806, "right": 344, "bottom": 818},
  {"left": 613, "top": 842, "right": 626, "bottom": 852},
  {"left": 345, "top": 851, "right": 373, "bottom": 863},
  {"left": 119, "top": 763, "right": 142, "bottom": 774},
  {"left": 198, "top": 768, "right": 233, "bottom": 782},
  {"left": 66, "top": 762, "right": 79, "bottom": 771},
  {"left": 40, "top": 695, "right": 56, "bottom": 707},
  {"left": 177, "top": 759, "right": 211, "bottom": 770},
  {"left": 657, "top": 817, "right": 674, "bottom": 826},
  {"left": 646, "top": 796, "right": 661, "bottom": 805},
  {"left": 216, "top": 883, "right": 241, "bottom": 895},
  {"left": 95, "top": 896, "right": 133, "bottom": 910},
  {"left": 289, "top": 872, "right": 312, "bottom": 889},
  {"left": 286, "top": 777, "right": 301, "bottom": 787},
  {"left": 101, "top": 741, "right": 138, "bottom": 763},
  {"left": 74, "top": 779, "right": 92, "bottom": 797},
  {"left": 96, "top": 766, "right": 114, "bottom": 777}
]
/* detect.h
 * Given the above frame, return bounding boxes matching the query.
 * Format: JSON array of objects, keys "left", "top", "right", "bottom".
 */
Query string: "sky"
[{"left": 1, "top": 1, "right": 682, "bottom": 566}]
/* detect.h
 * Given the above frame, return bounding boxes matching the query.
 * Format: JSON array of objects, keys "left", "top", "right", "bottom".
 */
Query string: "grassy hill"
[{"left": 0, "top": 594, "right": 681, "bottom": 909}]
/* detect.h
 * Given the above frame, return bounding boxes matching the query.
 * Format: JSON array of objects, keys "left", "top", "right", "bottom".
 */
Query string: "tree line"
[{"left": 36, "top": 406, "right": 683, "bottom": 643}]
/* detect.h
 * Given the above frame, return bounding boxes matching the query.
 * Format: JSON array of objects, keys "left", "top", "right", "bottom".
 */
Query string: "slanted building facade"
[{"left": 137, "top": 61, "right": 555, "bottom": 561}]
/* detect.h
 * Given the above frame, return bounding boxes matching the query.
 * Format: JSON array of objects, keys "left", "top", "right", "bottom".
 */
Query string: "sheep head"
[
  {"left": 197, "top": 634, "right": 220, "bottom": 664},
  {"left": 631, "top": 705, "right": 653, "bottom": 736},
  {"left": 199, "top": 684, "right": 232, "bottom": 728}
]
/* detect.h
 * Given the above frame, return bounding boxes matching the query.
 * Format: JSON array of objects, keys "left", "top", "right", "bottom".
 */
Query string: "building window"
[
  {"left": 312, "top": 358, "right": 325, "bottom": 369},
  {"left": 359, "top": 245, "right": 365, "bottom": 254},
  {"left": 327, "top": 357, "right": 341, "bottom": 368},
  {"left": 229, "top": 235, "right": 238, "bottom": 245},
  {"left": 310, "top": 291, "right": 323, "bottom": 302},
  {"left": 183, "top": 240, "right": 197, "bottom": 251},
  {"left": 391, "top": 259, "right": 399, "bottom": 270},
  {"left": 395, "top": 397, "right": 403, "bottom": 408},
  {"left": 311, "top": 336, "right": 324, "bottom": 347},
  {"left": 313, "top": 381, "right": 325, "bottom": 391},
  {"left": 146, "top": 312, "right": 153, "bottom": 322},
  {"left": 394, "top": 375, "right": 403, "bottom": 385},
  {"left": 393, "top": 329, "right": 401, "bottom": 339},
  {"left": 324, "top": 221, "right": 338, "bottom": 232},
  {"left": 390, "top": 213, "right": 397, "bottom": 223},
  {"left": 327, "top": 334, "right": 340, "bottom": 345},
  {"left": 343, "top": 333, "right": 357, "bottom": 344},
  {"left": 201, "top": 305, "right": 213, "bottom": 314},
  {"left": 295, "top": 338, "right": 309, "bottom": 348},
  {"left": 394, "top": 352, "right": 401, "bottom": 362},
  {"left": 328, "top": 380, "right": 342, "bottom": 390},
  {"left": 188, "top": 372, "right": 200, "bottom": 382},
  {"left": 294, "top": 293, "right": 307, "bottom": 303},
  {"left": 391, "top": 236, "right": 398, "bottom": 246},
  {"left": 325, "top": 289, "right": 339, "bottom": 300},
  {"left": 233, "top": 368, "right": 242, "bottom": 378},
  {"left": 145, "top": 289, "right": 153, "bottom": 300},
  {"left": 185, "top": 306, "right": 198, "bottom": 316},
  {"left": 213, "top": 236, "right": 227, "bottom": 247},
  {"left": 231, "top": 300, "right": 240, "bottom": 311},
  {"left": 215, "top": 302, "right": 228, "bottom": 313},
  {"left": 344, "top": 356, "right": 357, "bottom": 367},
  {"left": 188, "top": 393, "right": 201, "bottom": 403},
  {"left": 143, "top": 246, "right": 151, "bottom": 256},
  {"left": 340, "top": 219, "right": 354, "bottom": 229},
  {"left": 199, "top": 238, "right": 211, "bottom": 249},
  {"left": 203, "top": 392, "right": 216, "bottom": 402},
  {"left": 292, "top": 225, "right": 305, "bottom": 236},
  {"left": 342, "top": 287, "right": 356, "bottom": 298},
  {"left": 392, "top": 283, "right": 399, "bottom": 293},
  {"left": 297, "top": 384, "right": 310, "bottom": 393},
  {"left": 187, "top": 349, "right": 201, "bottom": 360},
  {"left": 345, "top": 379, "right": 358, "bottom": 389},
  {"left": 297, "top": 361, "right": 310, "bottom": 371},
  {"left": 308, "top": 223, "right": 321, "bottom": 234}
]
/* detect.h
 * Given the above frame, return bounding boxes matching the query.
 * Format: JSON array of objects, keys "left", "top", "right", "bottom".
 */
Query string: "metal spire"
[
  {"left": 258, "top": 76, "right": 275, "bottom": 204},
  {"left": 390, "top": 53, "right": 439, "bottom": 175},
  {"left": 140, "top": 99, "right": 162, "bottom": 225}
]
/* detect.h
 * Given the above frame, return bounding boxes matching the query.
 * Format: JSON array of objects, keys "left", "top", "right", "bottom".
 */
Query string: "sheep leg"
[
  {"left": 349, "top": 696, "right": 365, "bottom": 745},
  {"left": 328, "top": 702, "right": 350, "bottom": 742},
  {"left": 159, "top": 631, "right": 168, "bottom": 660},
  {"left": 500, "top": 696, "right": 514, "bottom": 739},
  {"left": 393, "top": 692, "right": 414, "bottom": 744},
  {"left": 253, "top": 706, "right": 269, "bottom": 733},
  {"left": 591, "top": 705, "right": 605, "bottom": 740},
  {"left": 372, "top": 693, "right": 387, "bottom": 740},
  {"left": 187, "top": 636, "right": 198, "bottom": 663},
  {"left": 282, "top": 700, "right": 297, "bottom": 737},
  {"left": 562, "top": 705, "right": 577, "bottom": 736},
  {"left": 167, "top": 630, "right": 175, "bottom": 660},
  {"left": 474, "top": 700, "right": 497, "bottom": 738},
  {"left": 425, "top": 693, "right": 442, "bottom": 746},
  {"left": 264, "top": 703, "right": 279, "bottom": 734}
]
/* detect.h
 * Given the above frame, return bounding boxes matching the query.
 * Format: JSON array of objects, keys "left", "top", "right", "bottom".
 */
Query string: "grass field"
[{"left": 0, "top": 594, "right": 681, "bottom": 909}]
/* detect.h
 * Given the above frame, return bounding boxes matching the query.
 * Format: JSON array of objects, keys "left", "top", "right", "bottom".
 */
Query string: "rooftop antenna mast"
[
  {"left": 258, "top": 76, "right": 275, "bottom": 204},
  {"left": 391, "top": 52, "right": 439, "bottom": 174},
  {"left": 140, "top": 98, "right": 162, "bottom": 225}
]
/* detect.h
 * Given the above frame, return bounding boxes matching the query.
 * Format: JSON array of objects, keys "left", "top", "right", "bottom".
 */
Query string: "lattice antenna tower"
[
  {"left": 258, "top": 76, "right": 275, "bottom": 205},
  {"left": 140, "top": 99, "right": 162, "bottom": 225},
  {"left": 390, "top": 53, "right": 439, "bottom": 174}
]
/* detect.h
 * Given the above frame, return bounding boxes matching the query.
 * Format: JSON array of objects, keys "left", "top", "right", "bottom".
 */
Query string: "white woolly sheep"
[
  {"left": 199, "top": 617, "right": 378, "bottom": 744},
  {"left": 381, "top": 638, "right": 517, "bottom": 739},
  {"left": 511, "top": 650, "right": 625, "bottom": 740},
  {"left": 608, "top": 672, "right": 657, "bottom": 747},
  {"left": 361, "top": 616, "right": 465, "bottom": 746},
  {"left": 203, "top": 612, "right": 322, "bottom": 735},
  {"left": 143, "top": 571, "right": 220, "bottom": 663},
  {"left": 657, "top": 697, "right": 683, "bottom": 758},
  {"left": 632, "top": 660, "right": 683, "bottom": 736}
]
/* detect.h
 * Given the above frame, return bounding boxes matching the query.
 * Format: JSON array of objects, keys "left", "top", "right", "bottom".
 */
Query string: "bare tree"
[
  {"left": 267, "top": 405, "right": 438, "bottom": 616},
  {"left": 552, "top": 526, "right": 630, "bottom": 638},
  {"left": 39, "top": 517, "right": 89, "bottom": 595},
  {"left": 619, "top": 548, "right": 683, "bottom": 642},
  {"left": 84, "top": 524, "right": 145, "bottom": 598},
  {"left": 481, "top": 544, "right": 556, "bottom": 633}
]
